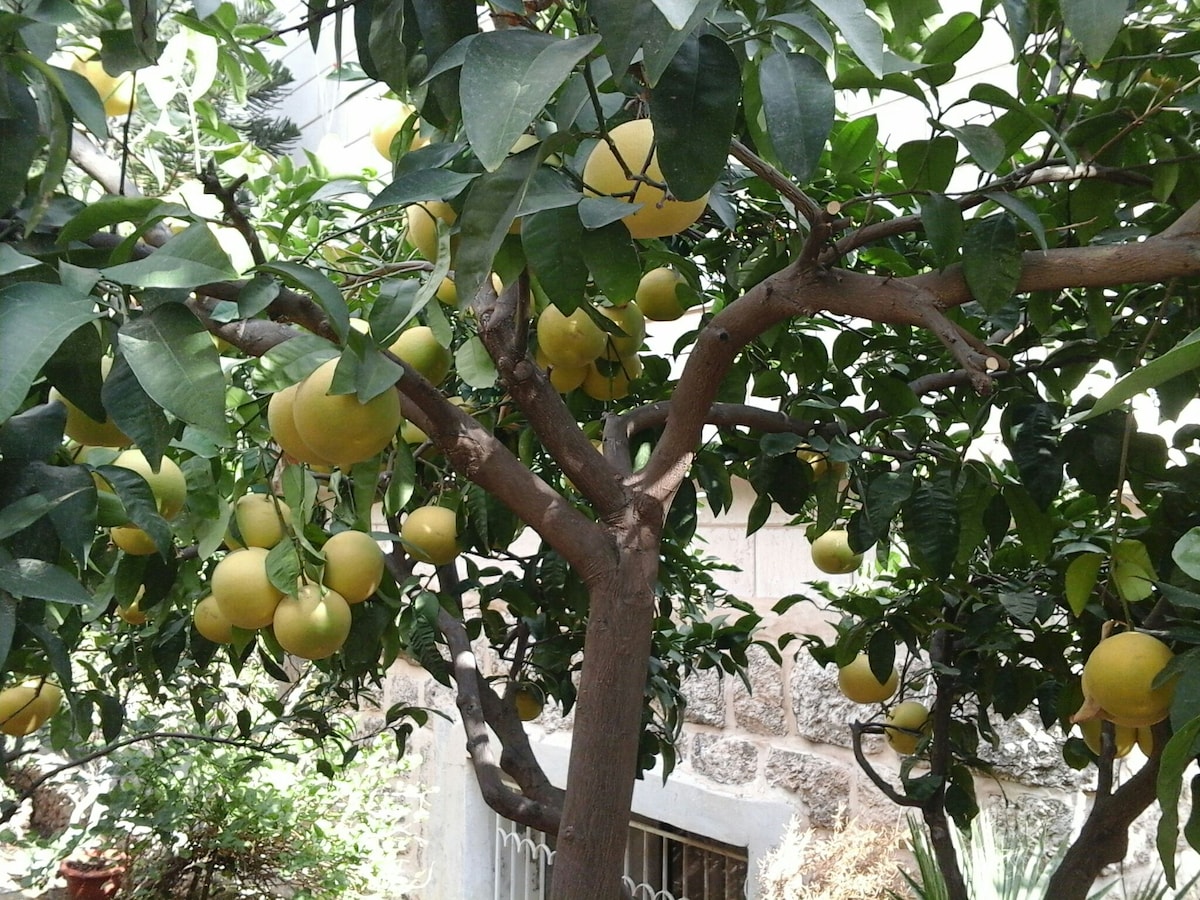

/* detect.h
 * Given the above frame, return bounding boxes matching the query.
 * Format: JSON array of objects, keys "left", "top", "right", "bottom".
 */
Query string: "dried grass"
[{"left": 759, "top": 810, "right": 907, "bottom": 900}]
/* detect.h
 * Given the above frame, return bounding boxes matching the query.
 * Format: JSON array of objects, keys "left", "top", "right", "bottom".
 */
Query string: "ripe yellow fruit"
[
  {"left": 389, "top": 325, "right": 452, "bottom": 386},
  {"left": 837, "top": 653, "right": 899, "bottom": 704},
  {"left": 292, "top": 358, "right": 404, "bottom": 468},
  {"left": 1079, "top": 719, "right": 1136, "bottom": 758},
  {"left": 267, "top": 383, "right": 334, "bottom": 467},
  {"left": 103, "top": 449, "right": 187, "bottom": 519},
  {"left": 810, "top": 529, "right": 863, "bottom": 575},
  {"left": 535, "top": 347, "right": 589, "bottom": 393},
  {"left": 1137, "top": 726, "right": 1154, "bottom": 757},
  {"left": 405, "top": 201, "right": 457, "bottom": 262},
  {"left": 635, "top": 267, "right": 688, "bottom": 321},
  {"left": 598, "top": 302, "right": 646, "bottom": 360},
  {"left": 885, "top": 700, "right": 930, "bottom": 755},
  {"left": 226, "top": 493, "right": 291, "bottom": 549},
  {"left": 211, "top": 547, "right": 284, "bottom": 630},
  {"left": 322, "top": 529, "right": 385, "bottom": 604},
  {"left": 49, "top": 358, "right": 130, "bottom": 447},
  {"left": 0, "top": 681, "right": 62, "bottom": 737},
  {"left": 537, "top": 305, "right": 606, "bottom": 369},
  {"left": 436, "top": 276, "right": 458, "bottom": 306},
  {"left": 582, "top": 119, "right": 708, "bottom": 239},
  {"left": 1081, "top": 631, "right": 1176, "bottom": 728},
  {"left": 402, "top": 505, "right": 460, "bottom": 566},
  {"left": 513, "top": 685, "right": 544, "bottom": 722},
  {"left": 581, "top": 354, "right": 643, "bottom": 401},
  {"left": 110, "top": 525, "right": 159, "bottom": 556},
  {"left": 273, "top": 582, "right": 352, "bottom": 660},
  {"left": 71, "top": 56, "right": 134, "bottom": 118},
  {"left": 370, "top": 100, "right": 427, "bottom": 159},
  {"left": 193, "top": 594, "right": 235, "bottom": 644}
]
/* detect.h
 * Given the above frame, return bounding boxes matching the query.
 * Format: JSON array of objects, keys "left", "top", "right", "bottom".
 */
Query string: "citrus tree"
[{"left": 5, "top": 0, "right": 1200, "bottom": 897}]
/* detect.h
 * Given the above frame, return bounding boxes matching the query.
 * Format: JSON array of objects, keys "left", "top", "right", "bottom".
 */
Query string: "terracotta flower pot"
[{"left": 58, "top": 852, "right": 126, "bottom": 900}]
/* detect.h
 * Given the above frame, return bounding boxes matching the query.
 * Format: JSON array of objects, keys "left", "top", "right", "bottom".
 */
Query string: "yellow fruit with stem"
[
  {"left": 267, "top": 383, "right": 334, "bottom": 468},
  {"left": 402, "top": 505, "right": 460, "bottom": 566},
  {"left": 581, "top": 354, "right": 643, "bottom": 401},
  {"left": 370, "top": 100, "right": 427, "bottom": 159},
  {"left": 291, "top": 358, "right": 404, "bottom": 468},
  {"left": 581, "top": 119, "right": 709, "bottom": 239},
  {"left": 225, "top": 493, "right": 291, "bottom": 550},
  {"left": 0, "top": 681, "right": 62, "bottom": 737},
  {"left": 193, "top": 594, "right": 235, "bottom": 644},
  {"left": 537, "top": 305, "right": 606, "bottom": 369},
  {"left": 322, "top": 530, "right": 385, "bottom": 604},
  {"left": 273, "top": 582, "right": 352, "bottom": 660},
  {"left": 405, "top": 201, "right": 457, "bottom": 262},
  {"left": 810, "top": 529, "right": 864, "bottom": 575},
  {"left": 1080, "top": 630, "right": 1176, "bottom": 728},
  {"left": 211, "top": 547, "right": 284, "bottom": 630},
  {"left": 885, "top": 700, "right": 930, "bottom": 755},
  {"left": 388, "top": 325, "right": 451, "bottom": 385},
  {"left": 110, "top": 525, "right": 160, "bottom": 556},
  {"left": 48, "top": 357, "right": 131, "bottom": 447},
  {"left": 598, "top": 302, "right": 646, "bottom": 360},
  {"left": 635, "top": 267, "right": 689, "bottom": 321},
  {"left": 103, "top": 449, "right": 187, "bottom": 520},
  {"left": 837, "top": 653, "right": 899, "bottom": 704}
]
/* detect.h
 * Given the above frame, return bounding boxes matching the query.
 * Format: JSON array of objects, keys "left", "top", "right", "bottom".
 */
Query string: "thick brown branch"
[
  {"left": 436, "top": 607, "right": 562, "bottom": 834},
  {"left": 730, "top": 139, "right": 823, "bottom": 226},
  {"left": 473, "top": 278, "right": 628, "bottom": 522}
]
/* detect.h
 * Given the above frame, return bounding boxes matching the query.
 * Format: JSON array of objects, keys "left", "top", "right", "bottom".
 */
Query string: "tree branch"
[
  {"left": 730, "top": 139, "right": 823, "bottom": 226},
  {"left": 435, "top": 606, "right": 562, "bottom": 834},
  {"left": 69, "top": 132, "right": 173, "bottom": 247}
]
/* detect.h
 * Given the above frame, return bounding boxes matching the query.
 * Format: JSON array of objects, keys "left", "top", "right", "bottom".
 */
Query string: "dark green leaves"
[
  {"left": 1001, "top": 402, "right": 1063, "bottom": 510},
  {"left": 901, "top": 473, "right": 959, "bottom": 580},
  {"left": 119, "top": 304, "right": 229, "bottom": 442},
  {"left": 589, "top": 0, "right": 719, "bottom": 85},
  {"left": 102, "top": 223, "right": 239, "bottom": 288},
  {"left": 0, "top": 283, "right": 98, "bottom": 422},
  {"left": 896, "top": 137, "right": 958, "bottom": 193},
  {"left": 0, "top": 72, "right": 39, "bottom": 215},
  {"left": 759, "top": 52, "right": 835, "bottom": 184},
  {"left": 962, "top": 213, "right": 1021, "bottom": 316},
  {"left": 921, "top": 193, "right": 963, "bottom": 269},
  {"left": 460, "top": 31, "right": 599, "bottom": 172},
  {"left": 649, "top": 33, "right": 740, "bottom": 202},
  {"left": 809, "top": 0, "right": 884, "bottom": 78}
]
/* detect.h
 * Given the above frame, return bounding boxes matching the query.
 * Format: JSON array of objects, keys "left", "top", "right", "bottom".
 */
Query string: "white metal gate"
[{"left": 492, "top": 812, "right": 748, "bottom": 900}]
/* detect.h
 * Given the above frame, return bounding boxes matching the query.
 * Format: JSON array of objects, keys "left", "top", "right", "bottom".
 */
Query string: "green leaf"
[
  {"left": 266, "top": 541, "right": 302, "bottom": 596},
  {"left": 1112, "top": 539, "right": 1157, "bottom": 604},
  {"left": 119, "top": 304, "right": 229, "bottom": 441},
  {"left": 58, "top": 196, "right": 172, "bottom": 244},
  {"left": 454, "top": 148, "right": 541, "bottom": 307},
  {"left": 590, "top": 0, "right": 719, "bottom": 86},
  {"left": 944, "top": 123, "right": 1005, "bottom": 173},
  {"left": 102, "top": 355, "right": 174, "bottom": 465},
  {"left": 649, "top": 33, "right": 740, "bottom": 201},
  {"left": 830, "top": 115, "right": 878, "bottom": 177},
  {"left": 921, "top": 193, "right": 963, "bottom": 270},
  {"left": 0, "top": 72, "right": 39, "bottom": 215},
  {"left": 809, "top": 0, "right": 884, "bottom": 77},
  {"left": 368, "top": 169, "right": 478, "bottom": 212},
  {"left": 759, "top": 52, "right": 834, "bottom": 184},
  {"left": 523, "top": 207, "right": 587, "bottom": 309},
  {"left": 901, "top": 475, "right": 959, "bottom": 579},
  {"left": 922, "top": 12, "right": 982, "bottom": 67},
  {"left": 1157, "top": 717, "right": 1200, "bottom": 886},
  {"left": 461, "top": 31, "right": 599, "bottom": 172},
  {"left": 1074, "top": 327, "right": 1200, "bottom": 422},
  {"left": 0, "top": 494, "right": 56, "bottom": 541},
  {"left": 1003, "top": 482, "right": 1054, "bottom": 562},
  {"left": 1001, "top": 402, "right": 1063, "bottom": 509},
  {"left": 581, "top": 222, "right": 641, "bottom": 305},
  {"left": 896, "top": 136, "right": 958, "bottom": 193},
  {"left": 258, "top": 261, "right": 350, "bottom": 342},
  {"left": 454, "top": 336, "right": 498, "bottom": 389},
  {"left": 93, "top": 465, "right": 174, "bottom": 555},
  {"left": 650, "top": 0, "right": 702, "bottom": 29},
  {"left": 1173, "top": 528, "right": 1200, "bottom": 582},
  {"left": 102, "top": 223, "right": 238, "bottom": 288},
  {"left": 962, "top": 213, "right": 1021, "bottom": 315},
  {"left": 1061, "top": 0, "right": 1127, "bottom": 66},
  {"left": 0, "top": 559, "right": 91, "bottom": 605},
  {"left": 0, "top": 283, "right": 99, "bottom": 423},
  {"left": 1065, "top": 553, "right": 1103, "bottom": 616},
  {"left": 52, "top": 65, "right": 109, "bottom": 141}
]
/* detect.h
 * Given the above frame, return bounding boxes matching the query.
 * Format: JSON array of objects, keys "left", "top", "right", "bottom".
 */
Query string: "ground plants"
[{"left": 6, "top": 1, "right": 1200, "bottom": 897}]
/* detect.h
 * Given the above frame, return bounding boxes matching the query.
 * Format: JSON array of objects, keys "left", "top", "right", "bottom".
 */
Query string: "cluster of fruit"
[{"left": 835, "top": 626, "right": 1177, "bottom": 761}]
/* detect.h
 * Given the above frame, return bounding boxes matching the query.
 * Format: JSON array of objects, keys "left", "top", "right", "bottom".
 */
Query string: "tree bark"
[
  {"left": 1044, "top": 751, "right": 1162, "bottom": 899},
  {"left": 549, "top": 514, "right": 663, "bottom": 899}
]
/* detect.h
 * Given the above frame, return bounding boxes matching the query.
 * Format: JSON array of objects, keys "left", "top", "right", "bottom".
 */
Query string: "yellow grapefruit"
[
  {"left": 226, "top": 493, "right": 291, "bottom": 550},
  {"left": 267, "top": 383, "right": 334, "bottom": 467},
  {"left": 193, "top": 594, "right": 235, "bottom": 644},
  {"left": 0, "top": 681, "right": 62, "bottom": 737},
  {"left": 837, "top": 653, "right": 899, "bottom": 704},
  {"left": 405, "top": 201, "right": 457, "bottom": 262},
  {"left": 273, "top": 583, "right": 352, "bottom": 660},
  {"left": 634, "top": 267, "right": 688, "bottom": 321},
  {"left": 581, "top": 119, "right": 708, "bottom": 239},
  {"left": 536, "top": 305, "right": 606, "bottom": 369},
  {"left": 322, "top": 529, "right": 385, "bottom": 604},
  {"left": 71, "top": 56, "right": 134, "bottom": 118},
  {"left": 1081, "top": 630, "right": 1176, "bottom": 728},
  {"left": 401, "top": 505, "right": 460, "bottom": 566},
  {"left": 598, "top": 302, "right": 646, "bottom": 360},
  {"left": 211, "top": 547, "right": 284, "bottom": 630},
  {"left": 810, "top": 529, "right": 863, "bottom": 575},
  {"left": 292, "top": 358, "right": 404, "bottom": 468},
  {"left": 885, "top": 700, "right": 930, "bottom": 755},
  {"left": 104, "top": 449, "right": 187, "bottom": 519},
  {"left": 110, "top": 525, "right": 160, "bottom": 556},
  {"left": 388, "top": 325, "right": 451, "bottom": 385}
]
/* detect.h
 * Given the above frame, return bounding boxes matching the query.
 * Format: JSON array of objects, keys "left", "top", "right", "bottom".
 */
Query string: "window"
[{"left": 492, "top": 812, "right": 748, "bottom": 900}]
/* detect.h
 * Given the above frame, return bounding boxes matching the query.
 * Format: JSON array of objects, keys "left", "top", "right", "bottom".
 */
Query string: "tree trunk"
[
  {"left": 550, "top": 547, "right": 659, "bottom": 898},
  {"left": 1044, "top": 750, "right": 1161, "bottom": 899}
]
